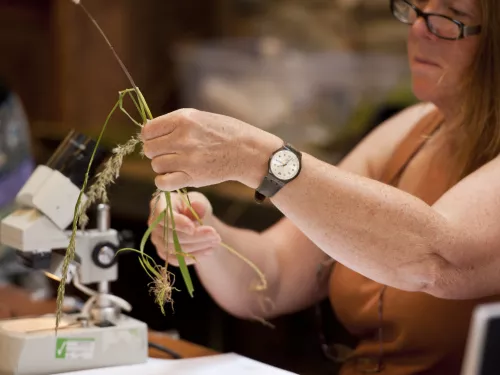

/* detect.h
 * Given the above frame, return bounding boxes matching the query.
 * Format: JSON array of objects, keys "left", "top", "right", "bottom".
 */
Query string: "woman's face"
[{"left": 407, "top": 0, "right": 481, "bottom": 106}]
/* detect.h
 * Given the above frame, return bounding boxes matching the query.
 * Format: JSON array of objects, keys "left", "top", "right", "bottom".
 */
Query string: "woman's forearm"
[
  {"left": 262, "top": 153, "right": 458, "bottom": 293},
  {"left": 193, "top": 215, "right": 280, "bottom": 319}
]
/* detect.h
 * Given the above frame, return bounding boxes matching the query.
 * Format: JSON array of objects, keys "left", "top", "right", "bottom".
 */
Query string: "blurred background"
[{"left": 0, "top": 0, "right": 417, "bottom": 373}]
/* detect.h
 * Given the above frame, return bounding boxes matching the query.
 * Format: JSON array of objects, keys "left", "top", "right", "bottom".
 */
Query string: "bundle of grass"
[{"left": 55, "top": 0, "right": 268, "bottom": 332}]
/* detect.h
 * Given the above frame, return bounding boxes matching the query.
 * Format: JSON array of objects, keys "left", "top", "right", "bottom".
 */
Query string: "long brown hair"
[{"left": 451, "top": 0, "right": 500, "bottom": 181}]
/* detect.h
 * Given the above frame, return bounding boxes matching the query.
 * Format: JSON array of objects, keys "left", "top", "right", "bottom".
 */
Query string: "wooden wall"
[
  {"left": 0, "top": 0, "right": 227, "bottom": 142},
  {"left": 0, "top": 0, "right": 58, "bottom": 123}
]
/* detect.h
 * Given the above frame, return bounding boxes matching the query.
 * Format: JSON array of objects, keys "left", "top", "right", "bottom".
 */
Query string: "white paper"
[{"left": 57, "top": 353, "right": 297, "bottom": 375}]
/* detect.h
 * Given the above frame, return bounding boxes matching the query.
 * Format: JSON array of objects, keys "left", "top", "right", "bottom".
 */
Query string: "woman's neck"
[{"left": 434, "top": 100, "right": 461, "bottom": 129}]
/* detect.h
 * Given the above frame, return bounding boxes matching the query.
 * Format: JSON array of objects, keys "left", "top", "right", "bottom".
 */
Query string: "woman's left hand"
[{"left": 141, "top": 108, "right": 283, "bottom": 191}]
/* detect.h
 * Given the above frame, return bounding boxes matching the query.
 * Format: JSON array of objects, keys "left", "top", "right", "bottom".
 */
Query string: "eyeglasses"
[{"left": 391, "top": 0, "right": 481, "bottom": 40}]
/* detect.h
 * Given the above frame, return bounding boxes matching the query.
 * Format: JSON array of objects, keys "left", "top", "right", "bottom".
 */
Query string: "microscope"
[{"left": 0, "top": 131, "right": 148, "bottom": 375}]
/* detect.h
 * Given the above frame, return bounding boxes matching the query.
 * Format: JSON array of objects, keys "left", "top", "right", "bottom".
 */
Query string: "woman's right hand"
[{"left": 148, "top": 191, "right": 221, "bottom": 266}]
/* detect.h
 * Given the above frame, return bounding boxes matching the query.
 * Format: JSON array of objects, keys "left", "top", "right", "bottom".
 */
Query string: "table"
[
  {"left": 0, "top": 286, "right": 57, "bottom": 319},
  {"left": 148, "top": 331, "right": 217, "bottom": 359}
]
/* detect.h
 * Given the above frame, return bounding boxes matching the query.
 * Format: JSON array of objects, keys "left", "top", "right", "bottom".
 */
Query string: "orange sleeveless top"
[{"left": 328, "top": 109, "right": 500, "bottom": 374}]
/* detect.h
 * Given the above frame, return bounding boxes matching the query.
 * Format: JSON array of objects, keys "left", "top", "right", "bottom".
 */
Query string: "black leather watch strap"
[{"left": 254, "top": 175, "right": 285, "bottom": 203}]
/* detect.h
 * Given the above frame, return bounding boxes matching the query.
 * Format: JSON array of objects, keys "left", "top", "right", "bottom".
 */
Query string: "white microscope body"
[{"left": 0, "top": 132, "right": 148, "bottom": 375}]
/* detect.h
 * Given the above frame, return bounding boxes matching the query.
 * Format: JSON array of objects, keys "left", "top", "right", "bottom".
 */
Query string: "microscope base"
[{"left": 0, "top": 313, "right": 148, "bottom": 375}]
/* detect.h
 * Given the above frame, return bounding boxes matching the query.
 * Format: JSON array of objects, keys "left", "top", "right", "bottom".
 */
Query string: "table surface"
[{"left": 148, "top": 331, "right": 218, "bottom": 359}]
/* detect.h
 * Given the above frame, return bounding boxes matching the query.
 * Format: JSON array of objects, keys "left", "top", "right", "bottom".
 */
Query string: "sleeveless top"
[{"left": 328, "top": 109, "right": 500, "bottom": 374}]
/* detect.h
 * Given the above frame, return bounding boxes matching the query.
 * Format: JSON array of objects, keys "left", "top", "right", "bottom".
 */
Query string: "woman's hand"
[
  {"left": 148, "top": 191, "right": 221, "bottom": 266},
  {"left": 141, "top": 109, "right": 282, "bottom": 191}
]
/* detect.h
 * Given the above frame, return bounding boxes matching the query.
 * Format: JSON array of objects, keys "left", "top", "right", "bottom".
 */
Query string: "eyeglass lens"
[{"left": 393, "top": 0, "right": 461, "bottom": 39}]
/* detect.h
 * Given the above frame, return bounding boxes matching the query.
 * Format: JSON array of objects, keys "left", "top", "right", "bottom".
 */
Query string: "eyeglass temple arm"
[{"left": 463, "top": 25, "right": 481, "bottom": 37}]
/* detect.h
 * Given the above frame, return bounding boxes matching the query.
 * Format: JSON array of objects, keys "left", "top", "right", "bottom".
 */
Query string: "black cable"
[
  {"left": 148, "top": 341, "right": 182, "bottom": 359},
  {"left": 0, "top": 78, "right": 9, "bottom": 104}
]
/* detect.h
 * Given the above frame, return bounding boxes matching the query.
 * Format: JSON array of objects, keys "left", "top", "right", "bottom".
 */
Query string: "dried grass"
[{"left": 78, "top": 134, "right": 141, "bottom": 228}]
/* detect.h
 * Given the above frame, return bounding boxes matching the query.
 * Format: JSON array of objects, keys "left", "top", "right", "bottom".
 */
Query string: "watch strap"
[{"left": 254, "top": 175, "right": 285, "bottom": 203}]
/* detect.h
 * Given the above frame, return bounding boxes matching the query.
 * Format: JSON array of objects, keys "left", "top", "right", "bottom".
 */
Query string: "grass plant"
[{"left": 55, "top": 0, "right": 268, "bottom": 332}]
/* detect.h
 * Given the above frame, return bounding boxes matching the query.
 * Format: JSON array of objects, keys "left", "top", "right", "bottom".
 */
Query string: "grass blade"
[
  {"left": 140, "top": 209, "right": 165, "bottom": 254},
  {"left": 165, "top": 192, "right": 194, "bottom": 296}
]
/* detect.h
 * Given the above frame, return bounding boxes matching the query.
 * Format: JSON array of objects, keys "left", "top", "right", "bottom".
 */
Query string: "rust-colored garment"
[{"left": 328, "top": 109, "right": 500, "bottom": 374}]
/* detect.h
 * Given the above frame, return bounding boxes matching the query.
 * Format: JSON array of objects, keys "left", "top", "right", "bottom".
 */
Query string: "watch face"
[{"left": 270, "top": 150, "right": 300, "bottom": 181}]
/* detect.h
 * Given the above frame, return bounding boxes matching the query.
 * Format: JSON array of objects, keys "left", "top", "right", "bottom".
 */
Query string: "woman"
[{"left": 142, "top": 0, "right": 500, "bottom": 373}]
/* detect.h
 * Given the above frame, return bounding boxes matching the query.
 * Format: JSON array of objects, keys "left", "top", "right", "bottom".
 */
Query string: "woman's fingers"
[
  {"left": 151, "top": 230, "right": 219, "bottom": 251},
  {"left": 167, "top": 249, "right": 214, "bottom": 267},
  {"left": 149, "top": 209, "right": 196, "bottom": 235},
  {"left": 149, "top": 191, "right": 212, "bottom": 226},
  {"left": 154, "top": 239, "right": 216, "bottom": 263},
  {"left": 153, "top": 240, "right": 213, "bottom": 256},
  {"left": 148, "top": 190, "right": 218, "bottom": 266},
  {"left": 151, "top": 225, "right": 220, "bottom": 244},
  {"left": 151, "top": 224, "right": 221, "bottom": 263},
  {"left": 155, "top": 171, "right": 193, "bottom": 192}
]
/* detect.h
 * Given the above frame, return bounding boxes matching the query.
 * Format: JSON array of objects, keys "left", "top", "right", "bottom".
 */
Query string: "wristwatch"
[{"left": 254, "top": 143, "right": 302, "bottom": 203}]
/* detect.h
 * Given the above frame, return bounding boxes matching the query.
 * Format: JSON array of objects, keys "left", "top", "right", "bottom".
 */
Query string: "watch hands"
[{"left": 275, "top": 157, "right": 293, "bottom": 167}]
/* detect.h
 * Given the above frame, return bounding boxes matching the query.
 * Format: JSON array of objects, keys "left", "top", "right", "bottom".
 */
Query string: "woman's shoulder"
[
  {"left": 349, "top": 102, "right": 437, "bottom": 179},
  {"left": 380, "top": 102, "right": 437, "bottom": 135},
  {"left": 369, "top": 102, "right": 438, "bottom": 152},
  {"left": 339, "top": 102, "right": 438, "bottom": 179},
  {"left": 359, "top": 102, "right": 436, "bottom": 150}
]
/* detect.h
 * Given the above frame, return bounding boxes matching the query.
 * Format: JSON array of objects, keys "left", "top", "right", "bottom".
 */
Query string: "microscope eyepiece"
[{"left": 46, "top": 130, "right": 109, "bottom": 189}]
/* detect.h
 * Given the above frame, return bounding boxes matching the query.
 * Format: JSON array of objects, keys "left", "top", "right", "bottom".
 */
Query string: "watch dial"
[{"left": 270, "top": 150, "right": 300, "bottom": 180}]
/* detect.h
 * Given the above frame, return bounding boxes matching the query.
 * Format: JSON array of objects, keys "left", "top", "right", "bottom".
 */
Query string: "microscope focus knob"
[{"left": 92, "top": 242, "right": 118, "bottom": 269}]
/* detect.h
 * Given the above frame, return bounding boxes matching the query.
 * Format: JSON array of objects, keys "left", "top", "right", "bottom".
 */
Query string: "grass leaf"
[
  {"left": 140, "top": 209, "right": 165, "bottom": 255},
  {"left": 165, "top": 192, "right": 194, "bottom": 296}
]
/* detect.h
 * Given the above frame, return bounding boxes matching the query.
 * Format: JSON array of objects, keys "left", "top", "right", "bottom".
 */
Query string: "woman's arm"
[
  {"left": 195, "top": 104, "right": 431, "bottom": 319},
  {"left": 142, "top": 103, "right": 499, "bottom": 300},
  {"left": 262, "top": 141, "right": 500, "bottom": 300}
]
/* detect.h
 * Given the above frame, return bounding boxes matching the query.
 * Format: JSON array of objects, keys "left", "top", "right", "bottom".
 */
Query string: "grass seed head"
[{"left": 77, "top": 134, "right": 141, "bottom": 228}]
